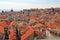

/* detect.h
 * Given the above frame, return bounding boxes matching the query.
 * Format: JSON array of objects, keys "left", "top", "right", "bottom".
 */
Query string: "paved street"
[{"left": 35, "top": 30, "right": 60, "bottom": 40}]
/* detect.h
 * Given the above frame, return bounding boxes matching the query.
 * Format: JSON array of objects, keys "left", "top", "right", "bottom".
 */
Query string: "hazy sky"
[{"left": 0, "top": 0, "right": 60, "bottom": 10}]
